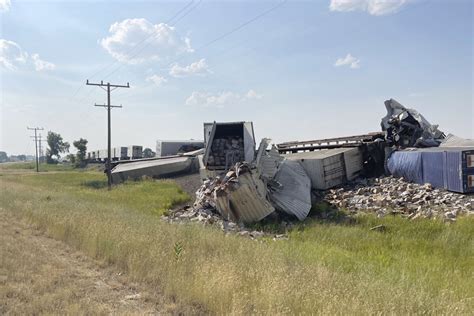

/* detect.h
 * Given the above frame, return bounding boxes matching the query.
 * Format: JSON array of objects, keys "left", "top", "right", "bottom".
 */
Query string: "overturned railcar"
[{"left": 388, "top": 147, "right": 474, "bottom": 193}]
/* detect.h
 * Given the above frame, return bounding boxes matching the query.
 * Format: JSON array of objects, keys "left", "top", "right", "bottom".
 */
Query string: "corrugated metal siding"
[
  {"left": 446, "top": 151, "right": 462, "bottom": 193},
  {"left": 285, "top": 150, "right": 347, "bottom": 189},
  {"left": 422, "top": 151, "right": 446, "bottom": 189},
  {"left": 341, "top": 147, "right": 364, "bottom": 180},
  {"left": 270, "top": 160, "right": 312, "bottom": 221},
  {"left": 214, "top": 172, "right": 274, "bottom": 223}
]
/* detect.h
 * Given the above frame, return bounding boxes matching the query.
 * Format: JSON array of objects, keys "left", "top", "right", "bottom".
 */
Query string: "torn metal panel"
[
  {"left": 111, "top": 156, "right": 196, "bottom": 183},
  {"left": 215, "top": 172, "right": 275, "bottom": 222},
  {"left": 256, "top": 139, "right": 283, "bottom": 180},
  {"left": 195, "top": 162, "right": 275, "bottom": 223},
  {"left": 260, "top": 146, "right": 284, "bottom": 180},
  {"left": 269, "top": 160, "right": 312, "bottom": 221},
  {"left": 381, "top": 99, "right": 445, "bottom": 148}
]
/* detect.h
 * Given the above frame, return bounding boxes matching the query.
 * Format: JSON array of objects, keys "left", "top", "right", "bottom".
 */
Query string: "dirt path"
[{"left": 0, "top": 211, "right": 181, "bottom": 315}]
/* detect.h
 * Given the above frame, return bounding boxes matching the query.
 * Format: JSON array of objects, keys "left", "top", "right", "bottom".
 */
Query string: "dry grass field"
[{"left": 1, "top": 164, "right": 473, "bottom": 314}]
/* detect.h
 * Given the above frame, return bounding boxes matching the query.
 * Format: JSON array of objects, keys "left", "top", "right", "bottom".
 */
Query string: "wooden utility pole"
[
  {"left": 86, "top": 80, "right": 130, "bottom": 190},
  {"left": 27, "top": 126, "right": 44, "bottom": 172}
]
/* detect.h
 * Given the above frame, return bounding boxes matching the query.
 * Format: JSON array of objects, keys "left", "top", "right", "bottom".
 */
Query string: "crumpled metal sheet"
[
  {"left": 381, "top": 98, "right": 445, "bottom": 148},
  {"left": 256, "top": 138, "right": 284, "bottom": 181},
  {"left": 269, "top": 160, "right": 312, "bottom": 221},
  {"left": 195, "top": 162, "right": 275, "bottom": 223}
]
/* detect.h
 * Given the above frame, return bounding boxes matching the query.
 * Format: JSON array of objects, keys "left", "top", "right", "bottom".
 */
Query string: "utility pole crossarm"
[
  {"left": 86, "top": 79, "right": 130, "bottom": 88},
  {"left": 94, "top": 103, "right": 122, "bottom": 108}
]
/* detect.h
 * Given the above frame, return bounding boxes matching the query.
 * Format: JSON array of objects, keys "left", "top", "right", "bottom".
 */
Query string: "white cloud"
[
  {"left": 0, "top": 0, "right": 11, "bottom": 12},
  {"left": 334, "top": 53, "right": 360, "bottom": 69},
  {"left": 329, "top": 0, "right": 409, "bottom": 16},
  {"left": 169, "top": 59, "right": 211, "bottom": 77},
  {"left": 0, "top": 39, "right": 55, "bottom": 72},
  {"left": 185, "top": 90, "right": 263, "bottom": 108},
  {"left": 246, "top": 89, "right": 264, "bottom": 100},
  {"left": 31, "top": 54, "right": 56, "bottom": 71},
  {"left": 100, "top": 18, "right": 193, "bottom": 64},
  {"left": 146, "top": 74, "right": 167, "bottom": 87}
]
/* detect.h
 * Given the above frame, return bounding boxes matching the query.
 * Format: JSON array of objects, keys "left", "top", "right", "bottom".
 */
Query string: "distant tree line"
[
  {"left": 0, "top": 151, "right": 29, "bottom": 163},
  {"left": 2, "top": 131, "right": 154, "bottom": 166}
]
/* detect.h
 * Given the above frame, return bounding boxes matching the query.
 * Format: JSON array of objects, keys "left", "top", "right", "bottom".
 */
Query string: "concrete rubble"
[{"left": 323, "top": 176, "right": 473, "bottom": 220}]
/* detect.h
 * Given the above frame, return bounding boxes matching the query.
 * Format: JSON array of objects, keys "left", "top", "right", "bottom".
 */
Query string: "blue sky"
[{"left": 1, "top": 0, "right": 472, "bottom": 155}]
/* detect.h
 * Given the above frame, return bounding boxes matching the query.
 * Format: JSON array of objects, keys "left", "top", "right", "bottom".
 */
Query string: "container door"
[
  {"left": 203, "top": 122, "right": 217, "bottom": 166},
  {"left": 243, "top": 122, "right": 256, "bottom": 162},
  {"left": 203, "top": 123, "right": 214, "bottom": 147}
]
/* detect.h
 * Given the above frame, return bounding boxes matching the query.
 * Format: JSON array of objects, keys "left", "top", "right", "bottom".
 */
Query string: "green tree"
[
  {"left": 73, "top": 138, "right": 88, "bottom": 167},
  {"left": 143, "top": 147, "right": 155, "bottom": 158},
  {"left": 46, "top": 131, "right": 70, "bottom": 164},
  {"left": 0, "top": 151, "right": 8, "bottom": 163}
]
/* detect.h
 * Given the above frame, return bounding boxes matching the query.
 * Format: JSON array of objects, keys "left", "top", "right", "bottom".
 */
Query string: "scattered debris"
[
  {"left": 323, "top": 176, "right": 473, "bottom": 220},
  {"left": 161, "top": 205, "right": 289, "bottom": 240}
]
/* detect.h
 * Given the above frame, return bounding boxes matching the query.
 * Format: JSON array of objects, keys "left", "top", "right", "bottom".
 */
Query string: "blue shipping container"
[
  {"left": 422, "top": 151, "right": 446, "bottom": 189},
  {"left": 388, "top": 147, "right": 474, "bottom": 193}
]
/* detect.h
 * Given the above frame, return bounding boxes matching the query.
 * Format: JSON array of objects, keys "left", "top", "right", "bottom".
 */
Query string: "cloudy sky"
[{"left": 1, "top": 0, "right": 472, "bottom": 155}]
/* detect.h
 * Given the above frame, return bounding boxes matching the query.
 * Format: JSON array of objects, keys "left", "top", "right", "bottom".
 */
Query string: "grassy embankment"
[{"left": 1, "top": 165, "right": 473, "bottom": 314}]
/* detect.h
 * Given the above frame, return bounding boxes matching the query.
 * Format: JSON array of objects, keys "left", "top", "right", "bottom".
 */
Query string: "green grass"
[
  {"left": 0, "top": 161, "right": 75, "bottom": 172},
  {"left": 1, "top": 170, "right": 473, "bottom": 314}
]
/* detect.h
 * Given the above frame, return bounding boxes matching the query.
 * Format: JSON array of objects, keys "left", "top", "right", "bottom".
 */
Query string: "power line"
[
  {"left": 71, "top": 0, "right": 195, "bottom": 100},
  {"left": 102, "top": 0, "right": 203, "bottom": 80},
  {"left": 196, "top": 0, "right": 287, "bottom": 52},
  {"left": 86, "top": 80, "right": 130, "bottom": 190},
  {"left": 112, "top": 0, "right": 288, "bottom": 100}
]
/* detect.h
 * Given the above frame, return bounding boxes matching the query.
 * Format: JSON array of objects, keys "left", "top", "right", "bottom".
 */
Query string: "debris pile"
[
  {"left": 194, "top": 162, "right": 275, "bottom": 223},
  {"left": 324, "top": 176, "right": 473, "bottom": 220}
]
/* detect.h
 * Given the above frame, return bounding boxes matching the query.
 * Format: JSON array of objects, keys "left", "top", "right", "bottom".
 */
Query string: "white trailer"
[
  {"left": 113, "top": 147, "right": 128, "bottom": 160},
  {"left": 127, "top": 145, "right": 143, "bottom": 160}
]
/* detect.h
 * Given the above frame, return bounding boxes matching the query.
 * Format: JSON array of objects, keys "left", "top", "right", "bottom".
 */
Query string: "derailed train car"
[{"left": 388, "top": 147, "right": 474, "bottom": 193}]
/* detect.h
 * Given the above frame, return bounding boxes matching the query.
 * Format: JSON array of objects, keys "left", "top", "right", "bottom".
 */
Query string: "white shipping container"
[
  {"left": 127, "top": 145, "right": 143, "bottom": 159},
  {"left": 285, "top": 147, "right": 363, "bottom": 190},
  {"left": 156, "top": 140, "right": 204, "bottom": 158}
]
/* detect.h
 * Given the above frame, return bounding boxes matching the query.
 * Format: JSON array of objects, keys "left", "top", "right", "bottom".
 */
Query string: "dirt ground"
[{"left": 0, "top": 211, "right": 189, "bottom": 315}]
